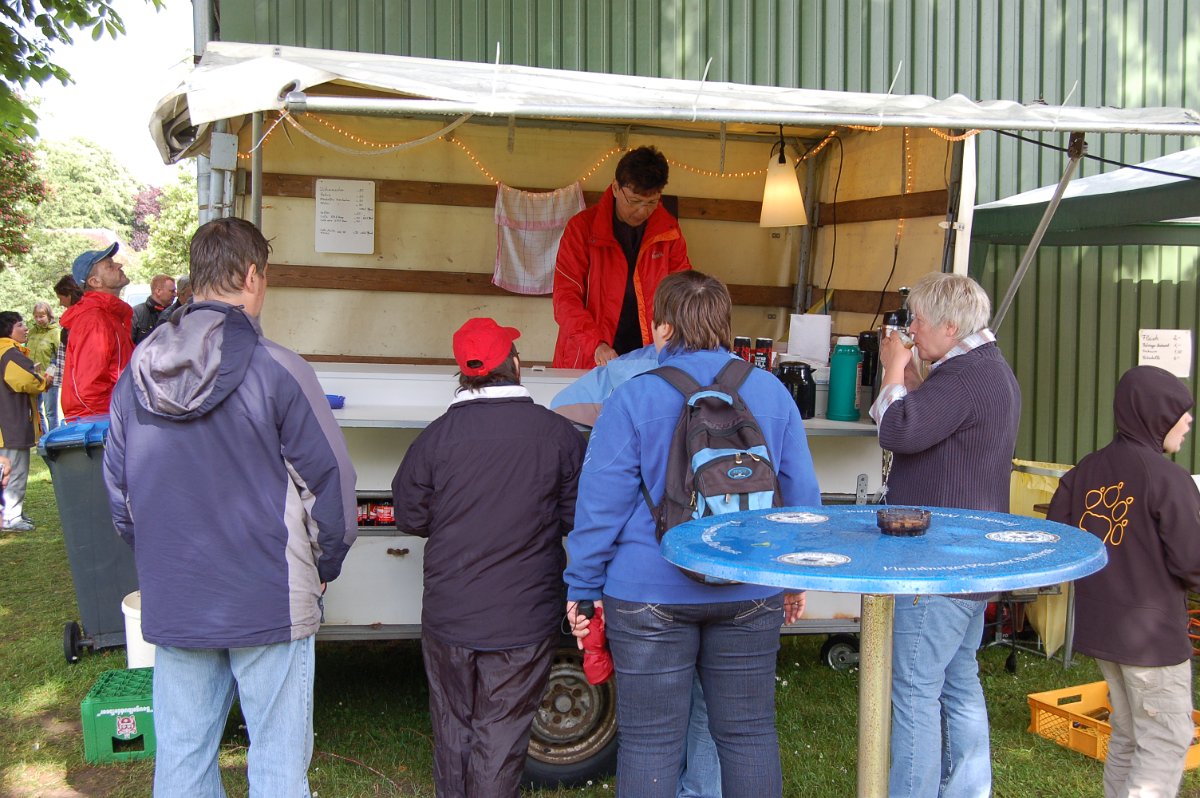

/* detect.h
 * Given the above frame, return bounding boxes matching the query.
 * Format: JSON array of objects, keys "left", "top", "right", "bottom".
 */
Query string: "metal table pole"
[{"left": 857, "top": 593, "right": 894, "bottom": 797}]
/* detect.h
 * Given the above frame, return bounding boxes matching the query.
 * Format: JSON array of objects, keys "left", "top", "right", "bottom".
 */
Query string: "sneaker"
[
  {"left": 20, "top": 515, "right": 34, "bottom": 527},
  {"left": 3, "top": 518, "right": 34, "bottom": 531}
]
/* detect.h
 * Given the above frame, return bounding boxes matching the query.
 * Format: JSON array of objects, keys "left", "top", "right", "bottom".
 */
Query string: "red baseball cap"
[{"left": 453, "top": 317, "right": 521, "bottom": 376}]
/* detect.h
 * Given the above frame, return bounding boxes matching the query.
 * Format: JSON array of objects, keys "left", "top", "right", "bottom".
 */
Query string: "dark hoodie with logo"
[{"left": 1048, "top": 366, "right": 1200, "bottom": 667}]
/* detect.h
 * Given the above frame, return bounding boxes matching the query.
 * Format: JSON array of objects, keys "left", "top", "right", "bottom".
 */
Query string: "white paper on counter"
[{"left": 785, "top": 313, "right": 832, "bottom": 368}]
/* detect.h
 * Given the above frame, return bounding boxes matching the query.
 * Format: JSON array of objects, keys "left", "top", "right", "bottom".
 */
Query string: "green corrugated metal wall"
[{"left": 218, "top": 0, "right": 1200, "bottom": 470}]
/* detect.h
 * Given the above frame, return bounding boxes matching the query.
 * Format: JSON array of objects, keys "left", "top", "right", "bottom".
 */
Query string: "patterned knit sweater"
[{"left": 880, "top": 342, "right": 1021, "bottom": 514}]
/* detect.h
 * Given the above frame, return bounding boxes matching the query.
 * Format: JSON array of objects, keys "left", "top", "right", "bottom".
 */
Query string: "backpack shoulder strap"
[
  {"left": 644, "top": 365, "right": 702, "bottom": 397},
  {"left": 714, "top": 357, "right": 755, "bottom": 393}
]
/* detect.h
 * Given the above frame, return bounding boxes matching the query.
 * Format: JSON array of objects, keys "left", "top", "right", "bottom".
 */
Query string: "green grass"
[{"left": 2, "top": 457, "right": 1199, "bottom": 796}]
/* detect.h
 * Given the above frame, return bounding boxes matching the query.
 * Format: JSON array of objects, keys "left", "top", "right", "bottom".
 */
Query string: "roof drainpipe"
[{"left": 194, "top": 0, "right": 217, "bottom": 223}]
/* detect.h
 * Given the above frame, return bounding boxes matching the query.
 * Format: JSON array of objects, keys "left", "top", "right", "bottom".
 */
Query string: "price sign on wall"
[
  {"left": 1138, "top": 329, "right": 1193, "bottom": 378},
  {"left": 315, "top": 179, "right": 376, "bottom": 254}
]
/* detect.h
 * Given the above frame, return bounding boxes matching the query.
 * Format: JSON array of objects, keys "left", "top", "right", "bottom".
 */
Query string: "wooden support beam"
[
  {"left": 809, "top": 287, "right": 904, "bottom": 315},
  {"left": 268, "top": 264, "right": 796, "bottom": 307},
  {"left": 258, "top": 173, "right": 947, "bottom": 227}
]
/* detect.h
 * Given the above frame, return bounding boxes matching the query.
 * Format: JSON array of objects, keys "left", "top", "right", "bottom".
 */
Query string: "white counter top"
[{"left": 317, "top": 363, "right": 878, "bottom": 437}]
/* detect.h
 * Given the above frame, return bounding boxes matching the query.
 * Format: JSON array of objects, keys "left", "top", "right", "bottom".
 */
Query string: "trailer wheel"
[
  {"left": 819, "top": 634, "right": 860, "bottom": 671},
  {"left": 63, "top": 621, "right": 83, "bottom": 664},
  {"left": 523, "top": 646, "right": 618, "bottom": 788}
]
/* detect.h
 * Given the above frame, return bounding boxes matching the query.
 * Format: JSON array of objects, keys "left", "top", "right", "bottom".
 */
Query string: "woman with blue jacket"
[{"left": 565, "top": 270, "right": 821, "bottom": 798}]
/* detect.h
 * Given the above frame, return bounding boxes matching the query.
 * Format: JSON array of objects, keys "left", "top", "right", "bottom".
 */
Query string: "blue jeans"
[
  {"left": 890, "top": 596, "right": 990, "bottom": 798},
  {"left": 604, "top": 595, "right": 783, "bottom": 798},
  {"left": 40, "top": 385, "right": 58, "bottom": 432},
  {"left": 152, "top": 636, "right": 316, "bottom": 798},
  {"left": 678, "top": 673, "right": 722, "bottom": 798}
]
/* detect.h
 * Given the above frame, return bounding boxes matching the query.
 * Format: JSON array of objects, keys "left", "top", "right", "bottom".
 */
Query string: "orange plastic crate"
[{"left": 1027, "top": 681, "right": 1200, "bottom": 769}]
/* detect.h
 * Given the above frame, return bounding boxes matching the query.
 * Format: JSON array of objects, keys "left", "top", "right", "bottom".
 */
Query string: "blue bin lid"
[{"left": 39, "top": 416, "right": 111, "bottom": 453}]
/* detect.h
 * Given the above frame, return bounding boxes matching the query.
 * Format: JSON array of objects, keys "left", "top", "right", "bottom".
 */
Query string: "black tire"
[
  {"left": 63, "top": 621, "right": 83, "bottom": 664},
  {"left": 523, "top": 646, "right": 618, "bottom": 788},
  {"left": 819, "top": 633, "right": 860, "bottom": 671}
]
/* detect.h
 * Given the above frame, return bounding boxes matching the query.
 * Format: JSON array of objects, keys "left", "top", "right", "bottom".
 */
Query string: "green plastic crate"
[{"left": 81, "top": 667, "right": 155, "bottom": 763}]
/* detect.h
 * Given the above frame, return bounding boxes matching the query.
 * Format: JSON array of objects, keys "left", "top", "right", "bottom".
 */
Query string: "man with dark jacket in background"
[
  {"left": 103, "top": 218, "right": 357, "bottom": 796},
  {"left": 1049, "top": 366, "right": 1200, "bottom": 798},
  {"left": 392, "top": 317, "right": 585, "bottom": 798},
  {"left": 130, "top": 273, "right": 176, "bottom": 343}
]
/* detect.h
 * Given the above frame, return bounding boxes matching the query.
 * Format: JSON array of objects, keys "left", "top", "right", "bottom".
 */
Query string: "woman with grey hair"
[{"left": 870, "top": 271, "right": 1021, "bottom": 798}]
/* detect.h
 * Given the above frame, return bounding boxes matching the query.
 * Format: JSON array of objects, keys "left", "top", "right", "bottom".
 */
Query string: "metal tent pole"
[{"left": 990, "top": 132, "right": 1087, "bottom": 333}]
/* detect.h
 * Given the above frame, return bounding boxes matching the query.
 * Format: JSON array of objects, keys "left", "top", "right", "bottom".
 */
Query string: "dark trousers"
[{"left": 422, "top": 632, "right": 556, "bottom": 798}]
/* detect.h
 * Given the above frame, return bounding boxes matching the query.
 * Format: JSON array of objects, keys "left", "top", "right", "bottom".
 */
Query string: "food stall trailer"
[{"left": 151, "top": 42, "right": 1200, "bottom": 785}]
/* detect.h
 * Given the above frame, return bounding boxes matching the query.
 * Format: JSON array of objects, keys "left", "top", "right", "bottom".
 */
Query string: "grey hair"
[{"left": 906, "top": 272, "right": 992, "bottom": 339}]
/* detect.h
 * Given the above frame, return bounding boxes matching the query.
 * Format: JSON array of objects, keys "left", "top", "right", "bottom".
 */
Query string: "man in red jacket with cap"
[
  {"left": 552, "top": 146, "right": 691, "bottom": 369},
  {"left": 61, "top": 243, "right": 132, "bottom": 420}
]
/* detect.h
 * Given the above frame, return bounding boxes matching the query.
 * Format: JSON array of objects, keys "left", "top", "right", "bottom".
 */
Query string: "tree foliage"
[
  {"left": 0, "top": 140, "right": 47, "bottom": 264},
  {"left": 35, "top": 137, "right": 139, "bottom": 239},
  {"left": 0, "top": 1, "right": 162, "bottom": 144},
  {"left": 138, "top": 170, "right": 195, "bottom": 281},
  {"left": 131, "top": 185, "right": 162, "bottom": 250}
]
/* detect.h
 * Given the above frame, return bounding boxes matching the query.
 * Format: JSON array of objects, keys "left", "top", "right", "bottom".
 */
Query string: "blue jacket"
[
  {"left": 103, "top": 302, "right": 358, "bottom": 648},
  {"left": 564, "top": 347, "right": 821, "bottom": 604}
]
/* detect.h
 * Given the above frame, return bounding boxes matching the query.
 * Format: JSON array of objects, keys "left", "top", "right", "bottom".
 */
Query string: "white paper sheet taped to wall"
[
  {"left": 785, "top": 313, "right": 833, "bottom": 368},
  {"left": 1138, "top": 329, "right": 1192, "bottom": 378}
]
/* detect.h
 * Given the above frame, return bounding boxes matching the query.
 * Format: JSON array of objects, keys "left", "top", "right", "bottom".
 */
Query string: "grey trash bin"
[{"left": 39, "top": 417, "right": 138, "bottom": 662}]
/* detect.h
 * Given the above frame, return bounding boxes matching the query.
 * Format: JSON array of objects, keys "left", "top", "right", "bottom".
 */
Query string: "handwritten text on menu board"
[
  {"left": 1138, "top": 329, "right": 1193, "bottom": 378},
  {"left": 315, "top": 179, "right": 375, "bottom": 254}
]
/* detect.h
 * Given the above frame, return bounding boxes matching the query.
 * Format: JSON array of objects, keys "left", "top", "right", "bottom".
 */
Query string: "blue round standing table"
[{"left": 662, "top": 505, "right": 1107, "bottom": 798}]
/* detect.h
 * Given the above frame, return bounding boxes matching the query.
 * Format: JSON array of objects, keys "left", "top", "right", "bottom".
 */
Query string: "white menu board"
[
  {"left": 315, "top": 179, "right": 375, "bottom": 254},
  {"left": 1138, "top": 329, "right": 1193, "bottom": 378}
]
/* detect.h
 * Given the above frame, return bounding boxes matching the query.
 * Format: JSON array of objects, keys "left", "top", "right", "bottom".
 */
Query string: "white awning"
[{"left": 151, "top": 41, "right": 1200, "bottom": 164}]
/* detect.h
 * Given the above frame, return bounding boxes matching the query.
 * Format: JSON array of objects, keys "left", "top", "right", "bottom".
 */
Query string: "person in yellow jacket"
[{"left": 0, "top": 311, "right": 50, "bottom": 532}]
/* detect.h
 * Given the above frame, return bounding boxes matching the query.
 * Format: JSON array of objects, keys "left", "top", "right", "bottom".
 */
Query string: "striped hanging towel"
[{"left": 493, "top": 181, "right": 585, "bottom": 295}]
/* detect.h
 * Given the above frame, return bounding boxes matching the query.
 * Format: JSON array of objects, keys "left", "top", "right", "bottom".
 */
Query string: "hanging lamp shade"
[{"left": 759, "top": 149, "right": 808, "bottom": 227}]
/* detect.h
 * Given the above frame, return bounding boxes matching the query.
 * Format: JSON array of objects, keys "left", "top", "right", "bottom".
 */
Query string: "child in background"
[{"left": 1048, "top": 365, "right": 1200, "bottom": 798}]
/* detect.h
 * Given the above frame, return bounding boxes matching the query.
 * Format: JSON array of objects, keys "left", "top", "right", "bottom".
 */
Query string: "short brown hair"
[
  {"left": 54, "top": 274, "right": 83, "bottom": 306},
  {"left": 652, "top": 271, "right": 732, "bottom": 353},
  {"left": 457, "top": 346, "right": 520, "bottom": 392},
  {"left": 615, "top": 146, "right": 670, "bottom": 194},
  {"left": 149, "top": 274, "right": 174, "bottom": 292},
  {"left": 189, "top": 218, "right": 270, "bottom": 297}
]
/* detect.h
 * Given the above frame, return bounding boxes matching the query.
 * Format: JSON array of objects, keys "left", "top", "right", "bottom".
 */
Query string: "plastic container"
[
  {"left": 81, "top": 667, "right": 156, "bottom": 763},
  {"left": 1027, "top": 681, "right": 1200, "bottom": 769},
  {"left": 40, "top": 418, "right": 139, "bottom": 661},
  {"left": 121, "top": 592, "right": 156, "bottom": 668},
  {"left": 826, "top": 337, "right": 863, "bottom": 422}
]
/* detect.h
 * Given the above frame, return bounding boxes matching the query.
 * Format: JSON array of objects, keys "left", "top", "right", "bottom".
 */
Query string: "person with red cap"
[{"left": 392, "top": 317, "right": 586, "bottom": 798}]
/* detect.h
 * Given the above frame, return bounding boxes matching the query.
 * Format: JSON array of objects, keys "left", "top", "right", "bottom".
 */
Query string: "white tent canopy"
[{"left": 151, "top": 41, "right": 1200, "bottom": 164}]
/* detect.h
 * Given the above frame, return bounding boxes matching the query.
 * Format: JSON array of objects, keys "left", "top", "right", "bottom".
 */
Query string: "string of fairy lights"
[{"left": 237, "top": 110, "right": 980, "bottom": 202}]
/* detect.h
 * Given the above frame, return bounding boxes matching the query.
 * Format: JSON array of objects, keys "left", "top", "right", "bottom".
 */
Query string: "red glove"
[{"left": 577, "top": 600, "right": 614, "bottom": 685}]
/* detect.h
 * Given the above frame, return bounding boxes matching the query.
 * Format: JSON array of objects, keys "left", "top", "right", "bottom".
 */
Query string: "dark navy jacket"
[
  {"left": 392, "top": 387, "right": 586, "bottom": 649},
  {"left": 104, "top": 301, "right": 357, "bottom": 648}
]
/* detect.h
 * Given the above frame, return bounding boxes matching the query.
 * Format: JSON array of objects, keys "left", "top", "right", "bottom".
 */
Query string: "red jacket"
[
  {"left": 60, "top": 291, "right": 133, "bottom": 420},
  {"left": 552, "top": 187, "right": 691, "bottom": 369}
]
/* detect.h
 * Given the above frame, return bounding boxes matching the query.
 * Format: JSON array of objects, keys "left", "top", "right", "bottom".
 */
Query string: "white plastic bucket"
[{"left": 121, "top": 591, "right": 156, "bottom": 668}]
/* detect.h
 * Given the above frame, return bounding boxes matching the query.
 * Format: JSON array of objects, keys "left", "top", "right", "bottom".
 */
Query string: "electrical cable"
[
  {"left": 820, "top": 136, "right": 844, "bottom": 307},
  {"left": 996, "top": 130, "right": 1200, "bottom": 181}
]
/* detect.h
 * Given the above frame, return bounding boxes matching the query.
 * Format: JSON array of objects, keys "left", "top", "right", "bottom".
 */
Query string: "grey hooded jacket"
[{"left": 103, "top": 301, "right": 357, "bottom": 648}]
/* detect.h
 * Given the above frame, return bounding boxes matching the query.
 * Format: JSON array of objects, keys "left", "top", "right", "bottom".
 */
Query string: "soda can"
[
  {"left": 753, "top": 338, "right": 773, "bottom": 370},
  {"left": 733, "top": 336, "right": 752, "bottom": 361}
]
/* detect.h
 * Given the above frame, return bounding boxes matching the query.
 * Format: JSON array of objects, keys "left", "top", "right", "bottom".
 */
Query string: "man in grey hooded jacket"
[{"left": 103, "top": 217, "right": 357, "bottom": 797}]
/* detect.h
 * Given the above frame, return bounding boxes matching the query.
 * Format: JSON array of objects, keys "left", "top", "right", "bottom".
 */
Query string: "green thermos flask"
[{"left": 826, "top": 336, "right": 863, "bottom": 421}]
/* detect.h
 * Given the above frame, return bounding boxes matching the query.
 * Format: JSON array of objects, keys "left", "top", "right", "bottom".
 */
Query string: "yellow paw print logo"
[{"left": 1079, "top": 482, "right": 1133, "bottom": 546}]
